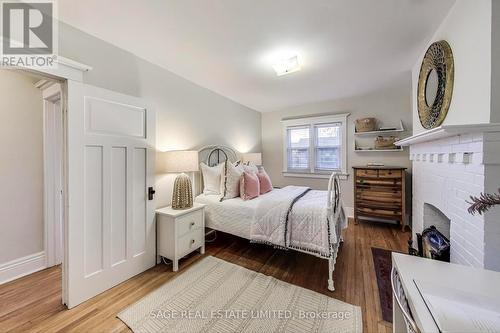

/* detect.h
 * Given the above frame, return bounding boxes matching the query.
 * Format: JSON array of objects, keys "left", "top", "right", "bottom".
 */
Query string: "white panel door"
[{"left": 64, "top": 81, "right": 156, "bottom": 308}]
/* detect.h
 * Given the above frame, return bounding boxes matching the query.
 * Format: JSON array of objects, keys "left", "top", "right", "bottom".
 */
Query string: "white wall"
[
  {"left": 58, "top": 23, "right": 262, "bottom": 208},
  {"left": 0, "top": 70, "right": 44, "bottom": 264},
  {"left": 492, "top": 0, "right": 500, "bottom": 122},
  {"left": 411, "top": 0, "right": 492, "bottom": 134},
  {"left": 261, "top": 74, "right": 413, "bottom": 211}
]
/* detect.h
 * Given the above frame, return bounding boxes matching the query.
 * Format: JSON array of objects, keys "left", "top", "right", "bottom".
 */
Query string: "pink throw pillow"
[
  {"left": 257, "top": 169, "right": 273, "bottom": 194},
  {"left": 240, "top": 171, "right": 260, "bottom": 200}
]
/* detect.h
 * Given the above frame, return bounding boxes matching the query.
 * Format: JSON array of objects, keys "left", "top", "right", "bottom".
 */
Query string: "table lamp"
[
  {"left": 242, "top": 153, "right": 262, "bottom": 166},
  {"left": 164, "top": 150, "right": 199, "bottom": 209}
]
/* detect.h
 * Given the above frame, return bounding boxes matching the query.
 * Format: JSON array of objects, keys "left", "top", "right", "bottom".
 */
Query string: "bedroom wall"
[
  {"left": 411, "top": 0, "right": 493, "bottom": 133},
  {"left": 58, "top": 23, "right": 262, "bottom": 208},
  {"left": 492, "top": 0, "right": 500, "bottom": 122},
  {"left": 0, "top": 70, "right": 44, "bottom": 265},
  {"left": 261, "top": 74, "right": 413, "bottom": 214}
]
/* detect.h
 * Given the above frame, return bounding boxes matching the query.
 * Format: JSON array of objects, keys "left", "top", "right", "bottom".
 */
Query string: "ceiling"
[{"left": 58, "top": 0, "right": 455, "bottom": 112}]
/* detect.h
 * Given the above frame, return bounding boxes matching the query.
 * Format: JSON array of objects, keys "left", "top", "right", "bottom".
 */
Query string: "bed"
[{"left": 194, "top": 145, "right": 347, "bottom": 291}]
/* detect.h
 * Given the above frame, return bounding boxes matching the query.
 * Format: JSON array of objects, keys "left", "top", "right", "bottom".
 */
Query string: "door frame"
[
  {"left": 39, "top": 80, "right": 64, "bottom": 268},
  {"left": 14, "top": 58, "right": 92, "bottom": 306}
]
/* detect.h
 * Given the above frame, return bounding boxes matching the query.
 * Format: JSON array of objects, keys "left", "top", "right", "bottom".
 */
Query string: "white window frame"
[{"left": 281, "top": 113, "right": 349, "bottom": 179}]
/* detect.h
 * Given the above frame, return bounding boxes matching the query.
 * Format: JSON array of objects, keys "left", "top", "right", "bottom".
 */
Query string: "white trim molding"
[
  {"left": 0, "top": 252, "right": 46, "bottom": 285},
  {"left": 281, "top": 113, "right": 350, "bottom": 177},
  {"left": 10, "top": 56, "right": 92, "bottom": 82}
]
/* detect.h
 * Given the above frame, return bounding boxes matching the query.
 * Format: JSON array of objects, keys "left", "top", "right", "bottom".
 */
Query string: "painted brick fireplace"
[{"left": 397, "top": 125, "right": 500, "bottom": 271}]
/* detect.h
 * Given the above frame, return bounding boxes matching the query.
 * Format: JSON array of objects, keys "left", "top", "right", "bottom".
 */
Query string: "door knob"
[{"left": 148, "top": 187, "right": 155, "bottom": 200}]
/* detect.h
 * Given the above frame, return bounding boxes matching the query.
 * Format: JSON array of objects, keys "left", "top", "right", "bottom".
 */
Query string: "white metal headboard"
[{"left": 194, "top": 145, "right": 239, "bottom": 196}]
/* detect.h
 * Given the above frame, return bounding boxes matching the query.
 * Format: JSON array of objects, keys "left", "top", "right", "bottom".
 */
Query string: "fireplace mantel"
[{"left": 395, "top": 123, "right": 500, "bottom": 146}]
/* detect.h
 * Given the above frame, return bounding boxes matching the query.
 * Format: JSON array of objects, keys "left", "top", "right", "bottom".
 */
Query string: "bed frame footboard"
[{"left": 327, "top": 171, "right": 343, "bottom": 292}]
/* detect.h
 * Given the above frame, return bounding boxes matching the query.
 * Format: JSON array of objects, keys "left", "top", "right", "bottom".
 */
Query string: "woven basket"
[
  {"left": 355, "top": 118, "right": 377, "bottom": 132},
  {"left": 375, "top": 136, "right": 398, "bottom": 149}
]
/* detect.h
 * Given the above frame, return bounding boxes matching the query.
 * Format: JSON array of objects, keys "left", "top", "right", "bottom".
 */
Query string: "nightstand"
[{"left": 156, "top": 203, "right": 206, "bottom": 271}]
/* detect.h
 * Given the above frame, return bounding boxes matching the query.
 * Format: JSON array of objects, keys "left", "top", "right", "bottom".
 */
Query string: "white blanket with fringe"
[{"left": 250, "top": 186, "right": 346, "bottom": 258}]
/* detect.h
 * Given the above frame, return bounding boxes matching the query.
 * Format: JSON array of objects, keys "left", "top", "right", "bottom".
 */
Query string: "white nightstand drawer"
[
  {"left": 177, "top": 229, "right": 203, "bottom": 257},
  {"left": 177, "top": 210, "right": 203, "bottom": 237}
]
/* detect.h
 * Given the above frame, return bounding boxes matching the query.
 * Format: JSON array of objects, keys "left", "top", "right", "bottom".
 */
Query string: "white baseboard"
[
  {"left": 345, "top": 206, "right": 354, "bottom": 219},
  {"left": 0, "top": 251, "right": 46, "bottom": 285}
]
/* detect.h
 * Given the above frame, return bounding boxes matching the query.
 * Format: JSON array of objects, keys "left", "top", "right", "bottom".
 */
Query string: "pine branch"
[{"left": 467, "top": 188, "right": 500, "bottom": 215}]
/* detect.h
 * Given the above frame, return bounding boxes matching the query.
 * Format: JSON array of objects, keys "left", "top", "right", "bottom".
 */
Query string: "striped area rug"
[{"left": 118, "top": 256, "right": 362, "bottom": 333}]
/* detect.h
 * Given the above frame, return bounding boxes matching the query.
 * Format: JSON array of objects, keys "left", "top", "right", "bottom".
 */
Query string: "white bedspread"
[
  {"left": 195, "top": 186, "right": 347, "bottom": 258},
  {"left": 195, "top": 192, "right": 264, "bottom": 239},
  {"left": 288, "top": 189, "right": 347, "bottom": 257},
  {"left": 250, "top": 186, "right": 309, "bottom": 249},
  {"left": 251, "top": 186, "right": 346, "bottom": 258}
]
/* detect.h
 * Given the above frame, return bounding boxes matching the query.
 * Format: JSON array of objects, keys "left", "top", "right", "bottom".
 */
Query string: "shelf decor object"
[
  {"left": 355, "top": 117, "right": 377, "bottom": 132},
  {"left": 417, "top": 40, "right": 454, "bottom": 129},
  {"left": 354, "top": 120, "right": 405, "bottom": 136},
  {"left": 163, "top": 150, "right": 199, "bottom": 210}
]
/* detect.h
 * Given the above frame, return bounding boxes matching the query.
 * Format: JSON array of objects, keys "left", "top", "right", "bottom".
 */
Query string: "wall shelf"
[{"left": 355, "top": 120, "right": 405, "bottom": 136}]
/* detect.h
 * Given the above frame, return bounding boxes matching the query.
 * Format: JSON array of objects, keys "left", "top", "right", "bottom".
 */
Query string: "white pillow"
[
  {"left": 220, "top": 161, "right": 244, "bottom": 201},
  {"left": 200, "top": 162, "right": 224, "bottom": 195}
]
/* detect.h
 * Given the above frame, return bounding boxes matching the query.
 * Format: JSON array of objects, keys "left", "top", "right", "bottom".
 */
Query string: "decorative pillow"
[
  {"left": 257, "top": 169, "right": 273, "bottom": 194},
  {"left": 220, "top": 161, "right": 244, "bottom": 201},
  {"left": 240, "top": 171, "right": 260, "bottom": 200},
  {"left": 243, "top": 163, "right": 259, "bottom": 174},
  {"left": 200, "top": 162, "right": 224, "bottom": 195}
]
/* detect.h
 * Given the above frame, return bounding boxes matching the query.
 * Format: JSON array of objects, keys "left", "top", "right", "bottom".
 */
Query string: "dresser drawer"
[
  {"left": 177, "top": 229, "right": 203, "bottom": 257},
  {"left": 356, "top": 169, "right": 378, "bottom": 178},
  {"left": 177, "top": 210, "right": 203, "bottom": 237},
  {"left": 378, "top": 169, "right": 402, "bottom": 178}
]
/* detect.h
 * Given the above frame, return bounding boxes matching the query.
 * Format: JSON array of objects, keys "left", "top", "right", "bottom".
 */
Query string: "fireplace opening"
[
  {"left": 409, "top": 203, "right": 451, "bottom": 262},
  {"left": 423, "top": 203, "right": 450, "bottom": 240}
]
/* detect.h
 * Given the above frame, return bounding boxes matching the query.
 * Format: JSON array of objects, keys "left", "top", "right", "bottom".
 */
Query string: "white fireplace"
[{"left": 396, "top": 124, "right": 500, "bottom": 271}]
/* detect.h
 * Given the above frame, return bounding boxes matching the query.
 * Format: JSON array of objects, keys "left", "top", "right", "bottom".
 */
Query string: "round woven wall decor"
[{"left": 417, "top": 40, "right": 454, "bottom": 129}]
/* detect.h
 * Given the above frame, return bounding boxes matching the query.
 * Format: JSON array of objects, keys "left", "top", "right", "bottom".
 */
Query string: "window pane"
[
  {"left": 287, "top": 126, "right": 309, "bottom": 170},
  {"left": 288, "top": 148, "right": 309, "bottom": 169},
  {"left": 315, "top": 123, "right": 341, "bottom": 170},
  {"left": 316, "top": 123, "right": 340, "bottom": 147},
  {"left": 288, "top": 127, "right": 309, "bottom": 148},
  {"left": 316, "top": 147, "right": 340, "bottom": 170}
]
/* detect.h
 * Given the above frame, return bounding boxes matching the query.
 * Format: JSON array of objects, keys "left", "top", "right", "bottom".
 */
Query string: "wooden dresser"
[{"left": 353, "top": 166, "right": 407, "bottom": 230}]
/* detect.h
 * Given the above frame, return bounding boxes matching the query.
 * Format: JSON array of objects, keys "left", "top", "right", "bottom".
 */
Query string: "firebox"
[{"left": 409, "top": 225, "right": 450, "bottom": 262}]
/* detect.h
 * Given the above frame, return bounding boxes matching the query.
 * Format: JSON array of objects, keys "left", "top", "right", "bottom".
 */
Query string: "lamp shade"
[
  {"left": 242, "top": 153, "right": 262, "bottom": 166},
  {"left": 163, "top": 150, "right": 199, "bottom": 173}
]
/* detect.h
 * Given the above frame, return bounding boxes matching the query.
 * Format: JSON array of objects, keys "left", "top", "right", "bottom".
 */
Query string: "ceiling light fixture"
[{"left": 272, "top": 55, "right": 301, "bottom": 76}]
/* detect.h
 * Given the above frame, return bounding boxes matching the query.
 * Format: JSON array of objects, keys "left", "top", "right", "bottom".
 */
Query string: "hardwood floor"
[{"left": 0, "top": 220, "right": 409, "bottom": 333}]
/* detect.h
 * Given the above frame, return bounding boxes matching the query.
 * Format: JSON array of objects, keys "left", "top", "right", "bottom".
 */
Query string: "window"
[
  {"left": 282, "top": 114, "right": 348, "bottom": 178},
  {"left": 286, "top": 126, "right": 309, "bottom": 170}
]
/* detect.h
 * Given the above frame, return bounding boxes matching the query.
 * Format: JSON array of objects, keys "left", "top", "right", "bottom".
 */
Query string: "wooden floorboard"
[{"left": 0, "top": 220, "right": 409, "bottom": 333}]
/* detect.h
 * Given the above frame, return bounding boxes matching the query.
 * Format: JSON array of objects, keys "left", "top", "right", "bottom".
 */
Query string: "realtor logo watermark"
[{"left": 1, "top": 0, "right": 57, "bottom": 68}]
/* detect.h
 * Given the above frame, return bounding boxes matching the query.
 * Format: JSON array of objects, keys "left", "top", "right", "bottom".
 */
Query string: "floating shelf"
[
  {"left": 355, "top": 120, "right": 405, "bottom": 136},
  {"left": 354, "top": 147, "right": 404, "bottom": 152}
]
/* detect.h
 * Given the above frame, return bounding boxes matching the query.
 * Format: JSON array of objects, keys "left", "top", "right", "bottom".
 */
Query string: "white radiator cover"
[{"left": 408, "top": 130, "right": 500, "bottom": 271}]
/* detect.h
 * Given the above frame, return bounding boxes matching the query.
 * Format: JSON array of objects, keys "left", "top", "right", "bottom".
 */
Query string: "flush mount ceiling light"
[{"left": 272, "top": 55, "right": 301, "bottom": 76}]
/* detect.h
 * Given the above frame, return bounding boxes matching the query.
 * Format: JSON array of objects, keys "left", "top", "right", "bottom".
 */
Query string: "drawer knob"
[
  {"left": 191, "top": 239, "right": 195, "bottom": 244},
  {"left": 190, "top": 222, "right": 195, "bottom": 227}
]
